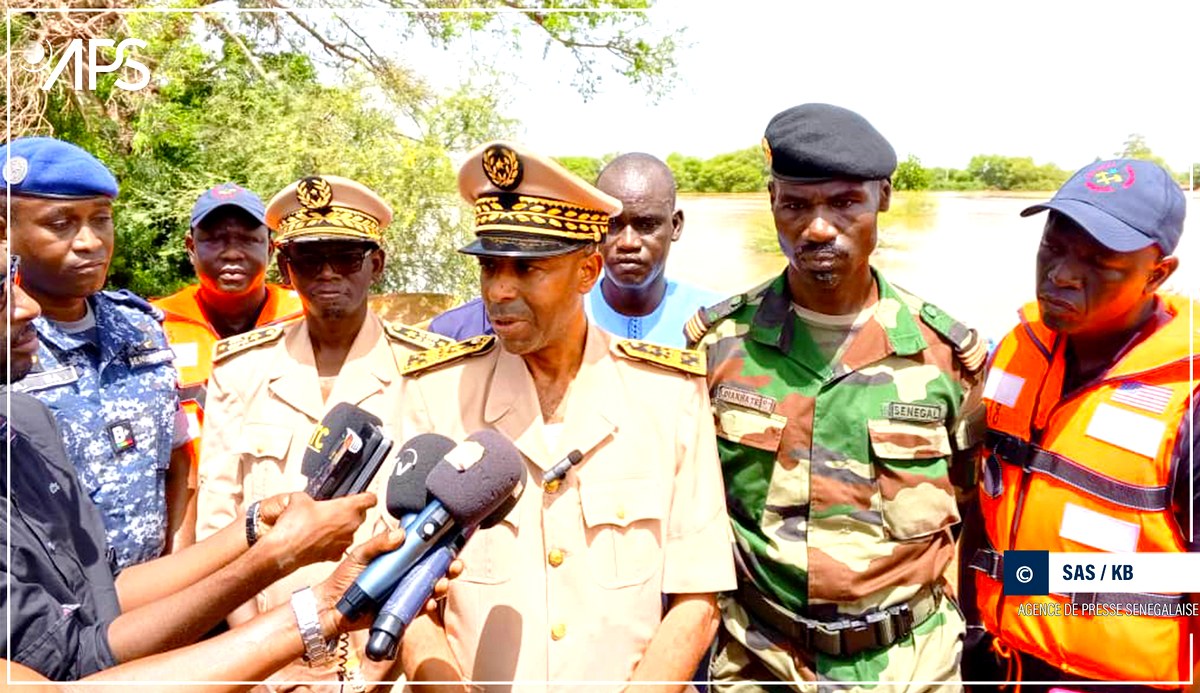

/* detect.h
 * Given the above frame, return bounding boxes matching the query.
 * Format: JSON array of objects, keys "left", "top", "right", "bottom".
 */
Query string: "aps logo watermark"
[{"left": 19, "top": 38, "right": 150, "bottom": 92}]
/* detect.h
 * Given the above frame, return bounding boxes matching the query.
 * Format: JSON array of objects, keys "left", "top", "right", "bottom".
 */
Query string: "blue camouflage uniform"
[
  {"left": 2, "top": 137, "right": 187, "bottom": 570},
  {"left": 13, "top": 290, "right": 182, "bottom": 569}
]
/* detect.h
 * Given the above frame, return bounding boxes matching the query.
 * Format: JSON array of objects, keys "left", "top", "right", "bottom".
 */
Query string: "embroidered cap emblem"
[
  {"left": 482, "top": 144, "right": 523, "bottom": 191},
  {"left": 1084, "top": 163, "right": 1136, "bottom": 193},
  {"left": 296, "top": 176, "right": 334, "bottom": 209}
]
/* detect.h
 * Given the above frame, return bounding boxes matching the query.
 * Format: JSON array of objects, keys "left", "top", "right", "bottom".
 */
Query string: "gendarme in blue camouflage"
[{"left": 13, "top": 289, "right": 181, "bottom": 569}]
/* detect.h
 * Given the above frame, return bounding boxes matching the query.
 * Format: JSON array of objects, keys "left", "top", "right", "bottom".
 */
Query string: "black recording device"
[{"left": 302, "top": 403, "right": 394, "bottom": 500}]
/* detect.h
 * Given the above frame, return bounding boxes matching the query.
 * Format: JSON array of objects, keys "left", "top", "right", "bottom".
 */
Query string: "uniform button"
[
  {"left": 544, "top": 479, "right": 560, "bottom": 494},
  {"left": 548, "top": 548, "right": 564, "bottom": 567},
  {"left": 551, "top": 623, "right": 567, "bottom": 640}
]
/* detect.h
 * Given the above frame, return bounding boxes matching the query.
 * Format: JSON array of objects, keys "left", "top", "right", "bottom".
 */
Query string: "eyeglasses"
[
  {"left": 2, "top": 255, "right": 21, "bottom": 311},
  {"left": 282, "top": 247, "right": 373, "bottom": 279}
]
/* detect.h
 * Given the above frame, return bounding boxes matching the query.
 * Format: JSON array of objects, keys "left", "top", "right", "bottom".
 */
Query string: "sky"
[{"left": 400, "top": 0, "right": 1199, "bottom": 172}]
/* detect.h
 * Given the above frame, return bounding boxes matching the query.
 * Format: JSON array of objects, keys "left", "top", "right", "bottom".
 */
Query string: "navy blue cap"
[
  {"left": 1021, "top": 159, "right": 1187, "bottom": 254},
  {"left": 190, "top": 183, "right": 268, "bottom": 229},
  {"left": 1, "top": 137, "right": 118, "bottom": 199},
  {"left": 763, "top": 103, "right": 897, "bottom": 183}
]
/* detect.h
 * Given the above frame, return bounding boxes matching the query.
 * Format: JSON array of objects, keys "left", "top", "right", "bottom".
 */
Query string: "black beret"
[{"left": 762, "top": 103, "right": 897, "bottom": 182}]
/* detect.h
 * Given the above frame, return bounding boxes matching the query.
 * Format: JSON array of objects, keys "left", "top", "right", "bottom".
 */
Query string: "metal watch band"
[
  {"left": 245, "top": 500, "right": 261, "bottom": 547},
  {"left": 290, "top": 587, "right": 332, "bottom": 667}
]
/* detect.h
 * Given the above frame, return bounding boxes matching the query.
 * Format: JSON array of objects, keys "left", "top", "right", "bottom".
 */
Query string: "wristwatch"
[{"left": 291, "top": 587, "right": 333, "bottom": 667}]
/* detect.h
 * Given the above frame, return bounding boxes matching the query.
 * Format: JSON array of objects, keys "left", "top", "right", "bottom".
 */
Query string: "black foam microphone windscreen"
[
  {"left": 425, "top": 429, "right": 526, "bottom": 528},
  {"left": 385, "top": 433, "right": 457, "bottom": 520}
]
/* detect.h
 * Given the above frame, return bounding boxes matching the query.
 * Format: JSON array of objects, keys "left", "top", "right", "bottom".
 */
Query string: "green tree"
[
  {"left": 893, "top": 155, "right": 931, "bottom": 191},
  {"left": 1118, "top": 133, "right": 1171, "bottom": 171},
  {"left": 4, "top": 1, "right": 680, "bottom": 299},
  {"left": 554, "top": 156, "right": 604, "bottom": 182}
]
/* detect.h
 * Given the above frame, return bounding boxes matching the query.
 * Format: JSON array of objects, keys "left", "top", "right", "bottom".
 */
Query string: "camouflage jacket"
[
  {"left": 12, "top": 290, "right": 180, "bottom": 570},
  {"left": 690, "top": 269, "right": 984, "bottom": 618}
]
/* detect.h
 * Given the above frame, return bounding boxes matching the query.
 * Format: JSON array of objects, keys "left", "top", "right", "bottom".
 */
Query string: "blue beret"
[
  {"left": 762, "top": 103, "right": 896, "bottom": 183},
  {"left": 1, "top": 137, "right": 119, "bottom": 199}
]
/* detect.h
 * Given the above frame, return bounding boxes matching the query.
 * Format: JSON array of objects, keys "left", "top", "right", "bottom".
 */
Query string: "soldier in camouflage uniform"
[
  {"left": 685, "top": 105, "right": 986, "bottom": 692},
  {"left": 3, "top": 138, "right": 193, "bottom": 570}
]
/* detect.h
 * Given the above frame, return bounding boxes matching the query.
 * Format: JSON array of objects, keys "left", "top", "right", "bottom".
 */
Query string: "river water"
[{"left": 669, "top": 192, "right": 1199, "bottom": 343}]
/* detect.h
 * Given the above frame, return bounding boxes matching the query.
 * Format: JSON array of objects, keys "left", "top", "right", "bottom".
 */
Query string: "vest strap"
[
  {"left": 986, "top": 431, "right": 1171, "bottom": 511},
  {"left": 179, "top": 383, "right": 207, "bottom": 409}
]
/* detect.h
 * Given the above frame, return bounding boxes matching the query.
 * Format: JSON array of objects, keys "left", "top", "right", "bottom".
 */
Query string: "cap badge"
[
  {"left": 210, "top": 183, "right": 242, "bottom": 199},
  {"left": 1085, "top": 163, "right": 1135, "bottom": 193},
  {"left": 3, "top": 156, "right": 29, "bottom": 185},
  {"left": 296, "top": 176, "right": 334, "bottom": 209},
  {"left": 760, "top": 137, "right": 773, "bottom": 167},
  {"left": 482, "top": 144, "right": 523, "bottom": 191}
]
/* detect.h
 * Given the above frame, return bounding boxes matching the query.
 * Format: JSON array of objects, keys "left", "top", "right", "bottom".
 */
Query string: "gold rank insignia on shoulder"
[
  {"left": 385, "top": 322, "right": 454, "bottom": 351},
  {"left": 213, "top": 324, "right": 284, "bottom": 363},
  {"left": 401, "top": 335, "right": 496, "bottom": 377},
  {"left": 616, "top": 339, "right": 706, "bottom": 377}
]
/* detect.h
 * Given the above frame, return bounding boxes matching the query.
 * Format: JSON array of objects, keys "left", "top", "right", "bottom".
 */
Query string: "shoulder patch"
[
  {"left": 401, "top": 335, "right": 495, "bottom": 377},
  {"left": 102, "top": 289, "right": 164, "bottom": 322},
  {"left": 385, "top": 322, "right": 454, "bottom": 350},
  {"left": 683, "top": 293, "right": 746, "bottom": 348},
  {"left": 213, "top": 325, "right": 285, "bottom": 363},
  {"left": 918, "top": 302, "right": 986, "bottom": 374},
  {"left": 616, "top": 339, "right": 706, "bottom": 377}
]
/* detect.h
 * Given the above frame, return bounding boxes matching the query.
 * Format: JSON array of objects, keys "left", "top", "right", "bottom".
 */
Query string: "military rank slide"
[{"left": 1003, "top": 550, "right": 1200, "bottom": 618}]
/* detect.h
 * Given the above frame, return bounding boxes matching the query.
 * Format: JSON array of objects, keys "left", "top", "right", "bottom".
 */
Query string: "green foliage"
[
  {"left": 1118, "top": 133, "right": 1171, "bottom": 172},
  {"left": 13, "top": 3, "right": 679, "bottom": 301},
  {"left": 964, "top": 155, "right": 1070, "bottom": 191},
  {"left": 667, "top": 147, "right": 768, "bottom": 193},
  {"left": 893, "top": 155, "right": 931, "bottom": 191},
  {"left": 554, "top": 156, "right": 604, "bottom": 182}
]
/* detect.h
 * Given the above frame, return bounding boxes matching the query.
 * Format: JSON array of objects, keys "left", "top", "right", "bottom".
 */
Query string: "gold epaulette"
[
  {"left": 385, "top": 322, "right": 455, "bottom": 350},
  {"left": 400, "top": 335, "right": 496, "bottom": 377},
  {"left": 616, "top": 339, "right": 706, "bottom": 377},
  {"left": 213, "top": 324, "right": 284, "bottom": 363}
]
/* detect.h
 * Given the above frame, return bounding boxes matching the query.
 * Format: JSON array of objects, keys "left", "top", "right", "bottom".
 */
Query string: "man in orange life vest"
[
  {"left": 152, "top": 183, "right": 302, "bottom": 547},
  {"left": 965, "top": 159, "right": 1198, "bottom": 690}
]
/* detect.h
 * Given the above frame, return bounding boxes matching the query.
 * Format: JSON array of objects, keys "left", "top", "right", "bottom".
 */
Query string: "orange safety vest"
[
  {"left": 973, "top": 295, "right": 1196, "bottom": 685},
  {"left": 152, "top": 284, "right": 303, "bottom": 448}
]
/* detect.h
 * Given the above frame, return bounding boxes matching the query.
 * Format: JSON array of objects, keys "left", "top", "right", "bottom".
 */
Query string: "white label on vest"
[
  {"left": 1059, "top": 502, "right": 1140, "bottom": 553},
  {"left": 1084, "top": 402, "right": 1166, "bottom": 459},
  {"left": 172, "top": 342, "right": 199, "bottom": 369},
  {"left": 982, "top": 368, "right": 1024, "bottom": 408}
]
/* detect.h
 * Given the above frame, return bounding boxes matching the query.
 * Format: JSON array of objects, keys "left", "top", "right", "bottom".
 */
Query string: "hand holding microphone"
[{"left": 337, "top": 429, "right": 527, "bottom": 621}]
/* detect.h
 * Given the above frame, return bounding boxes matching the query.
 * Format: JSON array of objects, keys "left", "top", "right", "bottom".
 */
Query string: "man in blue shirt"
[
  {"left": 587, "top": 153, "right": 722, "bottom": 344},
  {"left": 430, "top": 153, "right": 722, "bottom": 346}
]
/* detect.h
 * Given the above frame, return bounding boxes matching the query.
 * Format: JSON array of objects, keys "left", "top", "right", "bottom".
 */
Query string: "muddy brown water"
[{"left": 669, "top": 192, "right": 1199, "bottom": 343}]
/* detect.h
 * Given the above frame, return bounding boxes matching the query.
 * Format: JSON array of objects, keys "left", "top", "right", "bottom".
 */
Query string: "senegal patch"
[
  {"left": 616, "top": 339, "right": 705, "bottom": 377},
  {"left": 401, "top": 335, "right": 495, "bottom": 377},
  {"left": 213, "top": 324, "right": 284, "bottom": 362},
  {"left": 885, "top": 401, "right": 945, "bottom": 423},
  {"left": 714, "top": 384, "right": 776, "bottom": 415}
]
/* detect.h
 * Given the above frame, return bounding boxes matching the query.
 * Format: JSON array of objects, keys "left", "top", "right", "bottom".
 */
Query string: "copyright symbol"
[{"left": 1016, "top": 566, "right": 1034, "bottom": 584}]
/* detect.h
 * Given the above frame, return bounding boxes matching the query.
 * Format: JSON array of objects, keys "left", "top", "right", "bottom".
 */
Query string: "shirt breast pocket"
[
  {"left": 579, "top": 478, "right": 664, "bottom": 589},
  {"left": 714, "top": 403, "right": 786, "bottom": 453},
  {"left": 867, "top": 419, "right": 960, "bottom": 541},
  {"left": 239, "top": 423, "right": 296, "bottom": 501}
]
